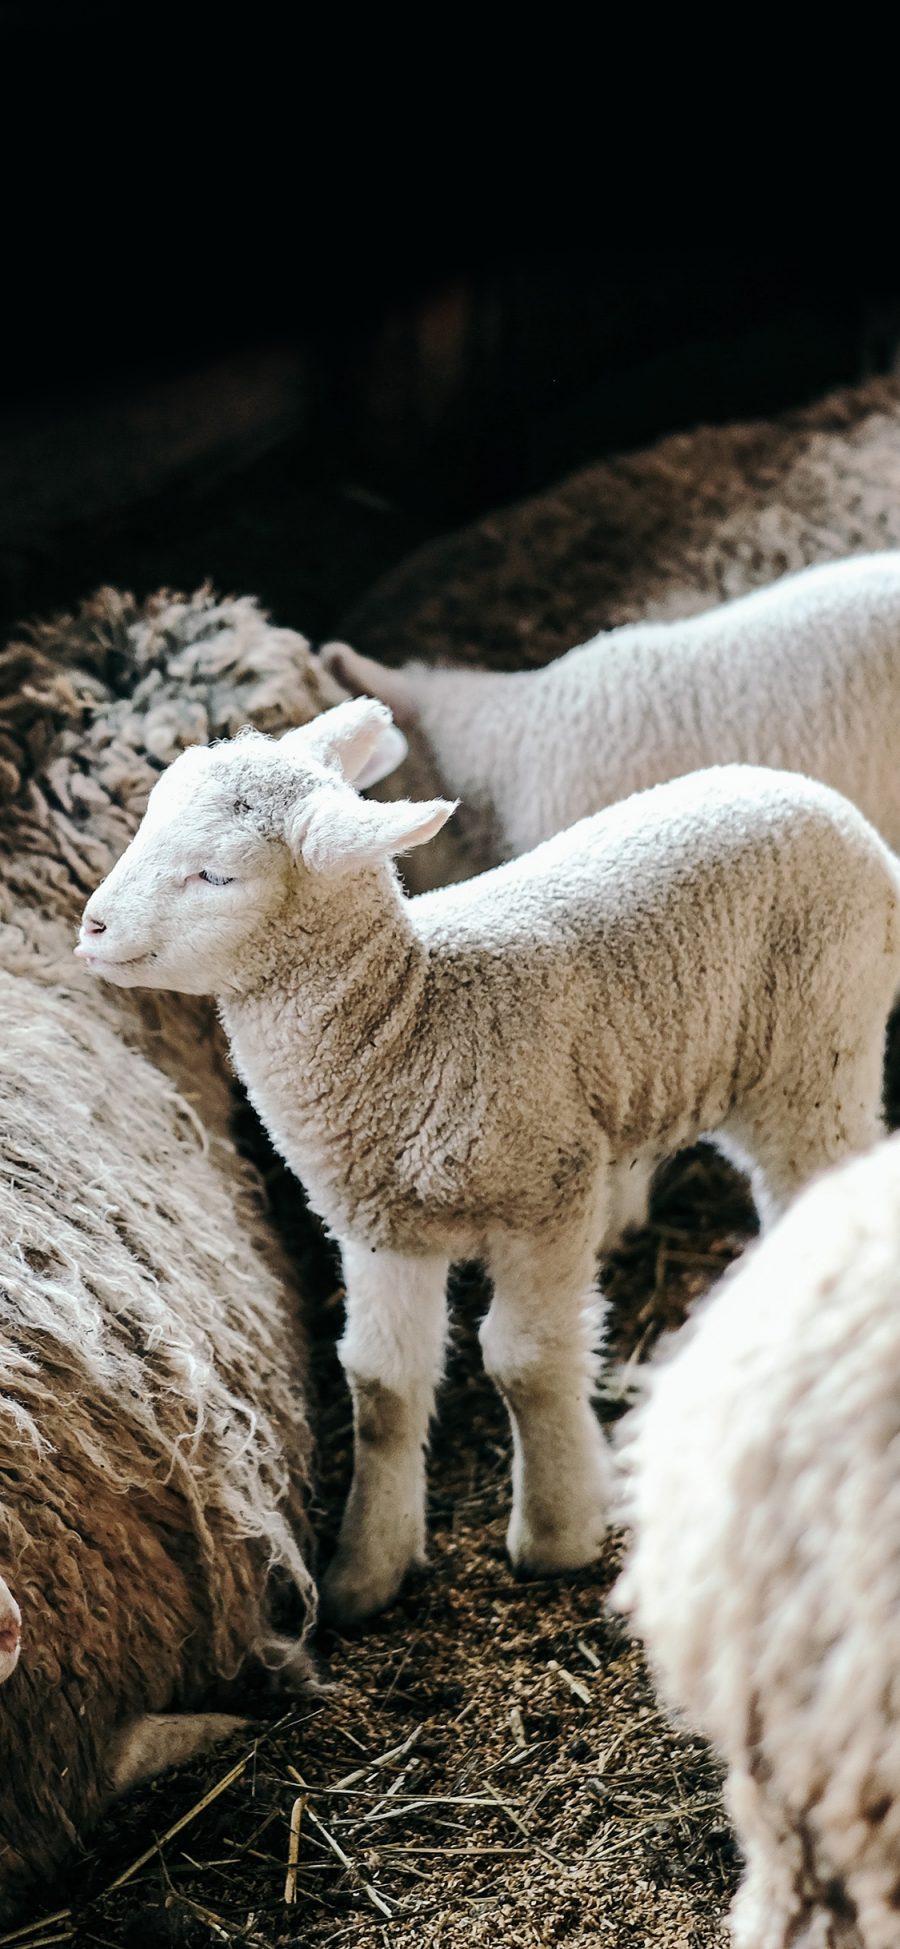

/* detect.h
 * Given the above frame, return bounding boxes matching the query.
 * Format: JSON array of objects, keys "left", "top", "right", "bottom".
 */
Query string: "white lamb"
[
  {"left": 616, "top": 1130, "right": 900, "bottom": 1949},
  {"left": 74, "top": 701, "right": 900, "bottom": 1624},
  {"left": 321, "top": 553, "right": 900, "bottom": 872}
]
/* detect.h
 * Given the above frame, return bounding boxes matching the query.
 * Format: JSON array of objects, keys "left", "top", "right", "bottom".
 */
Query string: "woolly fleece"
[
  {"left": 0, "top": 586, "right": 342, "bottom": 1913},
  {"left": 617, "top": 1131, "right": 900, "bottom": 1948}
]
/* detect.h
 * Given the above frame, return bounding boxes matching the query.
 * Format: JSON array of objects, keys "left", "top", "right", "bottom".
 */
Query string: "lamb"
[
  {"left": 0, "top": 585, "right": 351, "bottom": 1917},
  {"left": 77, "top": 699, "right": 900, "bottom": 1625},
  {"left": 615, "top": 1131, "right": 900, "bottom": 1949},
  {"left": 321, "top": 553, "right": 900, "bottom": 873}
]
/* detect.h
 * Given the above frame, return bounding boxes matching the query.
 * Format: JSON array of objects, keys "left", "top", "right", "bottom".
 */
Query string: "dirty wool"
[{"left": 0, "top": 588, "right": 346, "bottom": 1910}]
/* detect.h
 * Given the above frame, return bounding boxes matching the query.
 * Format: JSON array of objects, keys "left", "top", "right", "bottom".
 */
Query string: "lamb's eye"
[{"left": 198, "top": 870, "right": 234, "bottom": 887}]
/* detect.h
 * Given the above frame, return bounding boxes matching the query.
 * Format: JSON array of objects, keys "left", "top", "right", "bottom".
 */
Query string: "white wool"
[
  {"left": 322, "top": 553, "right": 900, "bottom": 874},
  {"left": 83, "top": 706, "right": 900, "bottom": 1632},
  {"left": 617, "top": 1131, "right": 900, "bottom": 1949}
]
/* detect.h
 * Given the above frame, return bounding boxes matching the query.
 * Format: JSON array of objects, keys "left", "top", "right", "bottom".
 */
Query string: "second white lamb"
[{"left": 322, "top": 553, "right": 900, "bottom": 873}]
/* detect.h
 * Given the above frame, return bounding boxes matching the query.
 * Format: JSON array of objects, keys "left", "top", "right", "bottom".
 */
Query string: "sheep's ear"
[
  {"left": 290, "top": 788, "right": 456, "bottom": 876},
  {"left": 319, "top": 642, "right": 417, "bottom": 730},
  {"left": 280, "top": 697, "right": 407, "bottom": 790},
  {"left": 351, "top": 721, "right": 409, "bottom": 790}
]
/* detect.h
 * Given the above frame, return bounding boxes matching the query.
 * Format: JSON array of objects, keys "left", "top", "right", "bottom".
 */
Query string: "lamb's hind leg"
[
  {"left": 723, "top": 1028, "right": 887, "bottom": 1228},
  {"left": 322, "top": 1242, "right": 449, "bottom": 1626},
  {"left": 607, "top": 1150, "right": 655, "bottom": 1241},
  {"left": 481, "top": 1215, "right": 611, "bottom": 1574}
]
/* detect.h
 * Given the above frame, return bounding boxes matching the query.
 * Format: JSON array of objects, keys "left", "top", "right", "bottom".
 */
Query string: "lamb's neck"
[
  {"left": 405, "top": 664, "right": 529, "bottom": 874},
  {"left": 409, "top": 664, "right": 521, "bottom": 795},
  {"left": 219, "top": 873, "right": 433, "bottom": 1216}
]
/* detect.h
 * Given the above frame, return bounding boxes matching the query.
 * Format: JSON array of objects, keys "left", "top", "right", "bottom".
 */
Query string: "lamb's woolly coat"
[
  {"left": 617, "top": 1131, "right": 900, "bottom": 1949},
  {"left": 325, "top": 554, "right": 900, "bottom": 865},
  {"left": 217, "top": 763, "right": 900, "bottom": 1255},
  {"left": 0, "top": 587, "right": 343, "bottom": 1915}
]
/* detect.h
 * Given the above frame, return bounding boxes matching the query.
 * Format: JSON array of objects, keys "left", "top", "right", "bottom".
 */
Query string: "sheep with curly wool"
[
  {"left": 322, "top": 553, "right": 900, "bottom": 873},
  {"left": 0, "top": 585, "right": 364, "bottom": 1918},
  {"left": 616, "top": 1130, "right": 900, "bottom": 1949},
  {"left": 78, "top": 700, "right": 900, "bottom": 1624}
]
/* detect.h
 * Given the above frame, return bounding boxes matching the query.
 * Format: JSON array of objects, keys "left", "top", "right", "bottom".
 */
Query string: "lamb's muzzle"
[{"left": 0, "top": 1578, "right": 21, "bottom": 1683}]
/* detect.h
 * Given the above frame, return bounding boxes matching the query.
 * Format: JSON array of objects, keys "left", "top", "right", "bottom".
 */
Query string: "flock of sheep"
[{"left": 5, "top": 376, "right": 900, "bottom": 1944}]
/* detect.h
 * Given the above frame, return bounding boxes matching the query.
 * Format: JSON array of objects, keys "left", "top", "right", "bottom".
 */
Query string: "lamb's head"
[{"left": 75, "top": 700, "right": 455, "bottom": 995}]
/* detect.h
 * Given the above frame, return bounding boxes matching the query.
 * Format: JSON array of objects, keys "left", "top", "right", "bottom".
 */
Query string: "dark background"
[{"left": 3, "top": 4, "right": 898, "bottom": 645}]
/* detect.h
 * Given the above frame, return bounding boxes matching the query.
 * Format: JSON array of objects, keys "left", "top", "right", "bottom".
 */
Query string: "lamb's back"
[
  {"left": 414, "top": 765, "right": 889, "bottom": 970},
  {"left": 407, "top": 769, "right": 892, "bottom": 1163},
  {"left": 499, "top": 555, "right": 900, "bottom": 855}
]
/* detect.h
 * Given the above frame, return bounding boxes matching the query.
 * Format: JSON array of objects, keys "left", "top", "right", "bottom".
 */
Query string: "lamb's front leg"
[
  {"left": 322, "top": 1242, "right": 449, "bottom": 1625},
  {"left": 480, "top": 1221, "right": 612, "bottom": 1573}
]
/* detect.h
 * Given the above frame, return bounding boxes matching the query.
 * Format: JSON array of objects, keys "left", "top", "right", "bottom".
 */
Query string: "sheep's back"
[
  {"left": 415, "top": 765, "right": 896, "bottom": 981},
  {"left": 619, "top": 1133, "right": 900, "bottom": 1889}
]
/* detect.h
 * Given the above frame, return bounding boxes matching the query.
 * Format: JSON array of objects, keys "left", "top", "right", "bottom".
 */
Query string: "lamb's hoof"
[
  {"left": 320, "top": 1550, "right": 413, "bottom": 1627},
  {"left": 507, "top": 1515, "right": 608, "bottom": 1577}
]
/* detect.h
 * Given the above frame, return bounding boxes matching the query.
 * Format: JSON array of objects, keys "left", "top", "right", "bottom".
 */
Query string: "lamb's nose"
[
  {"left": 82, "top": 914, "right": 107, "bottom": 936},
  {"left": 0, "top": 1577, "right": 21, "bottom": 1684}
]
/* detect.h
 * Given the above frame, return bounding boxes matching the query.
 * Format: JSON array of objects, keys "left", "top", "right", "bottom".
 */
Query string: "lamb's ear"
[
  {"left": 352, "top": 721, "right": 409, "bottom": 790},
  {"left": 319, "top": 642, "right": 417, "bottom": 730},
  {"left": 280, "top": 697, "right": 407, "bottom": 789},
  {"left": 290, "top": 787, "right": 456, "bottom": 876}
]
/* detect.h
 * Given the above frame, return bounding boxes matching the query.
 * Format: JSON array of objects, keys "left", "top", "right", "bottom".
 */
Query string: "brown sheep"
[
  {"left": 344, "top": 374, "right": 900, "bottom": 668},
  {"left": 0, "top": 586, "right": 343, "bottom": 1918}
]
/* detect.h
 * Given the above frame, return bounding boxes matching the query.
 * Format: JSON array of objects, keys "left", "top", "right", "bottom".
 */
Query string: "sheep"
[
  {"left": 615, "top": 1130, "right": 900, "bottom": 1949},
  {"left": 77, "top": 699, "right": 900, "bottom": 1625},
  {"left": 1, "top": 582, "right": 381, "bottom": 1138},
  {"left": 342, "top": 374, "right": 900, "bottom": 669},
  {"left": 0, "top": 584, "right": 352, "bottom": 1918},
  {"left": 321, "top": 553, "right": 900, "bottom": 874}
]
